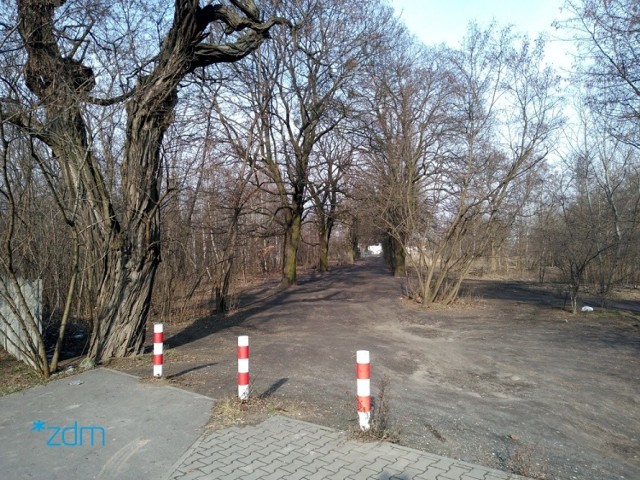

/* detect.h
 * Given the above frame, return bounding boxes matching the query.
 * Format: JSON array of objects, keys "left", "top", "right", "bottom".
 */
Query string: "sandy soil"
[{"left": 111, "top": 257, "right": 640, "bottom": 480}]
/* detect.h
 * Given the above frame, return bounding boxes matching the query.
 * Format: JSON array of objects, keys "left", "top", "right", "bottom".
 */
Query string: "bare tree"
[
  {"left": 358, "top": 23, "right": 562, "bottom": 305},
  {"left": 563, "top": 0, "right": 640, "bottom": 148},
  {"left": 414, "top": 26, "right": 562, "bottom": 305},
  {"left": 0, "top": 60, "right": 85, "bottom": 376},
  {"left": 549, "top": 168, "right": 610, "bottom": 313},
  {"left": 2, "top": 0, "right": 287, "bottom": 365},
  {"left": 354, "top": 22, "right": 448, "bottom": 277},
  {"left": 307, "top": 131, "right": 354, "bottom": 272},
  {"left": 237, "top": 0, "right": 387, "bottom": 285},
  {"left": 204, "top": 95, "right": 263, "bottom": 313},
  {"left": 0, "top": 118, "right": 51, "bottom": 374},
  {"left": 547, "top": 107, "right": 640, "bottom": 311},
  {"left": 529, "top": 0, "right": 640, "bottom": 310}
]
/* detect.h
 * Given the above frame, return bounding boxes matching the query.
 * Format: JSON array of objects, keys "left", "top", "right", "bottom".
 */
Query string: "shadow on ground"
[{"left": 165, "top": 258, "right": 399, "bottom": 350}]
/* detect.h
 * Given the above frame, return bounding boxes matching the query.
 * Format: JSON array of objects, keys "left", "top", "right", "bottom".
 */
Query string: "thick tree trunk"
[
  {"left": 87, "top": 74, "right": 177, "bottom": 361},
  {"left": 318, "top": 232, "right": 330, "bottom": 272},
  {"left": 490, "top": 240, "right": 498, "bottom": 274},
  {"left": 420, "top": 258, "right": 436, "bottom": 305},
  {"left": 392, "top": 243, "right": 406, "bottom": 276},
  {"left": 389, "top": 235, "right": 406, "bottom": 276},
  {"left": 282, "top": 209, "right": 303, "bottom": 285},
  {"left": 317, "top": 218, "right": 333, "bottom": 273},
  {"left": 215, "top": 262, "right": 233, "bottom": 314},
  {"left": 89, "top": 248, "right": 158, "bottom": 360},
  {"left": 347, "top": 219, "right": 359, "bottom": 264},
  {"left": 18, "top": 0, "right": 170, "bottom": 363}
]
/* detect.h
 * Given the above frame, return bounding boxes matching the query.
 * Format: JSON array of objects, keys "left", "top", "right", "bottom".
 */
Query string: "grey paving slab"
[
  {"left": 0, "top": 368, "right": 213, "bottom": 480},
  {"left": 1, "top": 368, "right": 532, "bottom": 480},
  {"left": 166, "top": 416, "right": 531, "bottom": 480}
]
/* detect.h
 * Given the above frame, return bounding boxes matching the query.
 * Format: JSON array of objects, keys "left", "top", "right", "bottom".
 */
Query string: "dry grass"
[
  {"left": 138, "top": 376, "right": 172, "bottom": 386},
  {"left": 349, "top": 376, "right": 401, "bottom": 444},
  {"left": 453, "top": 286, "right": 486, "bottom": 308},
  {"left": 0, "top": 349, "right": 45, "bottom": 396},
  {"left": 105, "top": 347, "right": 195, "bottom": 370},
  {"left": 609, "top": 286, "right": 640, "bottom": 301},
  {"left": 207, "top": 392, "right": 319, "bottom": 431}
]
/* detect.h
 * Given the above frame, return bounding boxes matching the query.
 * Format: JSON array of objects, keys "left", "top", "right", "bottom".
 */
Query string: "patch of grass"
[
  {"left": 0, "top": 349, "right": 45, "bottom": 396},
  {"left": 207, "top": 389, "right": 318, "bottom": 431},
  {"left": 138, "top": 376, "right": 171, "bottom": 385},
  {"left": 349, "top": 376, "right": 401, "bottom": 443},
  {"left": 105, "top": 353, "right": 150, "bottom": 370},
  {"left": 454, "top": 286, "right": 485, "bottom": 308},
  {"left": 596, "top": 309, "right": 640, "bottom": 322},
  {"left": 105, "top": 347, "right": 195, "bottom": 370}
]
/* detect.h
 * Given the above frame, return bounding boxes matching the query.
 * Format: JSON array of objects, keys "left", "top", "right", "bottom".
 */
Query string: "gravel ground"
[{"left": 111, "top": 257, "right": 640, "bottom": 480}]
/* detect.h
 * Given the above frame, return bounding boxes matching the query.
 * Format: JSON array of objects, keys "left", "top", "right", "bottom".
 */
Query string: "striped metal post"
[
  {"left": 238, "top": 336, "right": 250, "bottom": 401},
  {"left": 356, "top": 350, "right": 371, "bottom": 430},
  {"left": 153, "top": 324, "right": 163, "bottom": 378}
]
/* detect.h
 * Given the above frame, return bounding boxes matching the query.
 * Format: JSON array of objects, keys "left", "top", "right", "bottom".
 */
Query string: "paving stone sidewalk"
[{"left": 167, "top": 416, "right": 530, "bottom": 480}]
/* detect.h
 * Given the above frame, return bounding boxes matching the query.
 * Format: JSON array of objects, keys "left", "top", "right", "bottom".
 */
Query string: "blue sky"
[{"left": 389, "top": 0, "right": 573, "bottom": 69}]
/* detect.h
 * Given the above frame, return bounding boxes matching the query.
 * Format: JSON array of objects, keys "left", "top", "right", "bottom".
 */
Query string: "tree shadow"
[
  {"left": 464, "top": 278, "right": 640, "bottom": 315},
  {"left": 164, "top": 257, "right": 397, "bottom": 350},
  {"left": 164, "top": 287, "right": 293, "bottom": 350},
  {"left": 463, "top": 279, "right": 564, "bottom": 310}
]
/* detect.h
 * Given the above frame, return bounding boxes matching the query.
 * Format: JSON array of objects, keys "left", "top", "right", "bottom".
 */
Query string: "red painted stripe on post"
[
  {"left": 153, "top": 354, "right": 163, "bottom": 365},
  {"left": 237, "top": 345, "right": 249, "bottom": 359},
  {"left": 356, "top": 363, "right": 370, "bottom": 379},
  {"left": 357, "top": 395, "right": 371, "bottom": 412},
  {"left": 153, "top": 332, "right": 163, "bottom": 344},
  {"left": 238, "top": 372, "right": 249, "bottom": 385}
]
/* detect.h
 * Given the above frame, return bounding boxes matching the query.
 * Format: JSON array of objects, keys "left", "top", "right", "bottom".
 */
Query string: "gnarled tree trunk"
[
  {"left": 282, "top": 202, "right": 303, "bottom": 285},
  {"left": 17, "top": 0, "right": 287, "bottom": 363}
]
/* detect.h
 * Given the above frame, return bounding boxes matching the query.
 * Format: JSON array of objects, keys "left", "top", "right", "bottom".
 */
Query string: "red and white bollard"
[
  {"left": 237, "top": 335, "right": 250, "bottom": 401},
  {"left": 356, "top": 350, "right": 371, "bottom": 430},
  {"left": 153, "top": 324, "right": 163, "bottom": 378}
]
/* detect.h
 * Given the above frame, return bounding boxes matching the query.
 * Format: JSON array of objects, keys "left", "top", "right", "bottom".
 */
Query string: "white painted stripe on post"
[
  {"left": 238, "top": 335, "right": 249, "bottom": 347},
  {"left": 356, "top": 350, "right": 369, "bottom": 364},
  {"left": 238, "top": 384, "right": 249, "bottom": 400},
  {"left": 356, "top": 379, "right": 371, "bottom": 397},
  {"left": 358, "top": 411, "right": 371, "bottom": 429},
  {"left": 238, "top": 358, "right": 249, "bottom": 372}
]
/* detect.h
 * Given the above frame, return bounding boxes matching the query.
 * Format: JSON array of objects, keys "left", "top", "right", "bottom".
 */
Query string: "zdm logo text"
[{"left": 31, "top": 420, "right": 106, "bottom": 447}]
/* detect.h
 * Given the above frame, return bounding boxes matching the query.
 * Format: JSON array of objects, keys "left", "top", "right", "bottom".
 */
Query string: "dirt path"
[{"left": 112, "top": 257, "right": 640, "bottom": 480}]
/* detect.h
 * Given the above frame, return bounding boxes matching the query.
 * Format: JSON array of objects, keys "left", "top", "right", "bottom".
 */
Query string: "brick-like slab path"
[{"left": 167, "top": 416, "right": 530, "bottom": 480}]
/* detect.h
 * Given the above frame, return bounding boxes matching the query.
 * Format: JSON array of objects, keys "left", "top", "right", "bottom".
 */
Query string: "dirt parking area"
[{"left": 108, "top": 258, "right": 639, "bottom": 480}]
